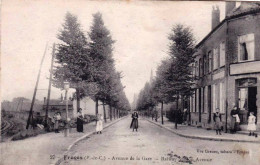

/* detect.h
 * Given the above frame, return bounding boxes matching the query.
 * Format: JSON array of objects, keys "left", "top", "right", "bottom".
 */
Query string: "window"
[
  {"left": 190, "top": 96, "right": 193, "bottom": 112},
  {"left": 208, "top": 51, "right": 212, "bottom": 73},
  {"left": 212, "top": 84, "right": 216, "bottom": 113},
  {"left": 219, "top": 42, "right": 225, "bottom": 67},
  {"left": 219, "top": 82, "right": 225, "bottom": 113},
  {"left": 203, "top": 87, "right": 206, "bottom": 113},
  {"left": 193, "top": 93, "right": 196, "bottom": 112},
  {"left": 199, "top": 58, "right": 203, "bottom": 77},
  {"left": 213, "top": 47, "right": 219, "bottom": 70},
  {"left": 212, "top": 82, "right": 225, "bottom": 113},
  {"left": 238, "top": 34, "right": 255, "bottom": 61},
  {"left": 201, "top": 88, "right": 204, "bottom": 113},
  {"left": 203, "top": 56, "right": 207, "bottom": 75},
  {"left": 195, "top": 61, "right": 199, "bottom": 77}
]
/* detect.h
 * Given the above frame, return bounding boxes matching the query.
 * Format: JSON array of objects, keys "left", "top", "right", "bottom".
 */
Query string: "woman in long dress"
[
  {"left": 77, "top": 108, "right": 84, "bottom": 133},
  {"left": 130, "top": 112, "right": 138, "bottom": 132},
  {"left": 213, "top": 108, "right": 222, "bottom": 135},
  {"left": 54, "top": 112, "right": 61, "bottom": 133},
  {"left": 96, "top": 114, "right": 103, "bottom": 134},
  {"left": 247, "top": 112, "right": 257, "bottom": 137}
]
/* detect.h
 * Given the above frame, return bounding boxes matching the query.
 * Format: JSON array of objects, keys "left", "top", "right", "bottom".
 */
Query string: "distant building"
[
  {"left": 189, "top": 2, "right": 260, "bottom": 131},
  {"left": 73, "top": 97, "right": 110, "bottom": 119},
  {"left": 42, "top": 99, "right": 73, "bottom": 119}
]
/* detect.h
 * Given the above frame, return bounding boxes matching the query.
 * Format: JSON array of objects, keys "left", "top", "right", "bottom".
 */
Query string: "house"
[
  {"left": 42, "top": 99, "right": 73, "bottom": 119},
  {"left": 72, "top": 97, "right": 110, "bottom": 119},
  {"left": 189, "top": 2, "right": 260, "bottom": 131}
]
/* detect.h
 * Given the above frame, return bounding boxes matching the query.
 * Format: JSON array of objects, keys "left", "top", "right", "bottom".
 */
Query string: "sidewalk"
[
  {"left": 145, "top": 116, "right": 260, "bottom": 144},
  {"left": 0, "top": 117, "right": 126, "bottom": 165}
]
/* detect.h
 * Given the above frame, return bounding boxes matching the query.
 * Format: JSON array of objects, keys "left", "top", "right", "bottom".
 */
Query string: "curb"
[
  {"left": 146, "top": 119, "right": 260, "bottom": 144},
  {"left": 54, "top": 116, "right": 127, "bottom": 165}
]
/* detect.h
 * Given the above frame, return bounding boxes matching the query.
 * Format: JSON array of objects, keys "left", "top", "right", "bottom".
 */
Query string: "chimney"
[
  {"left": 225, "top": 1, "right": 236, "bottom": 17},
  {"left": 211, "top": 5, "right": 220, "bottom": 30}
]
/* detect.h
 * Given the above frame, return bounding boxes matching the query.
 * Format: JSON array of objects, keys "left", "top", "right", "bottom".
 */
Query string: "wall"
[{"left": 72, "top": 97, "right": 110, "bottom": 119}]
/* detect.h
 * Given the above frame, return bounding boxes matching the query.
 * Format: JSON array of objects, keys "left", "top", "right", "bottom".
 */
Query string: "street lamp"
[{"left": 64, "top": 81, "right": 70, "bottom": 137}]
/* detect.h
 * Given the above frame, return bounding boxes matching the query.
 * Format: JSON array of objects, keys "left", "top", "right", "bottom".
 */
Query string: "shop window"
[
  {"left": 219, "top": 42, "right": 225, "bottom": 67},
  {"left": 238, "top": 34, "right": 255, "bottom": 62},
  {"left": 238, "top": 88, "right": 247, "bottom": 110}
]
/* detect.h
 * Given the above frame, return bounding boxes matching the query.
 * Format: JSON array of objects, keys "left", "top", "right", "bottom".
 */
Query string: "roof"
[
  {"left": 196, "top": 2, "right": 260, "bottom": 49},
  {"left": 227, "top": 2, "right": 260, "bottom": 18}
]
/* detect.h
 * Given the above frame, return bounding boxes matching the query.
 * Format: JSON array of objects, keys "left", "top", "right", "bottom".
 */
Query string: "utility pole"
[
  {"left": 26, "top": 43, "right": 48, "bottom": 129},
  {"left": 45, "top": 43, "right": 55, "bottom": 127}
]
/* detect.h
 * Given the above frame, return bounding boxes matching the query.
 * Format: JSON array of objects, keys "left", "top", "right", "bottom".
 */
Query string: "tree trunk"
[
  {"left": 76, "top": 88, "right": 80, "bottom": 112},
  {"left": 95, "top": 99, "right": 98, "bottom": 116},
  {"left": 102, "top": 101, "right": 107, "bottom": 123},
  {"left": 175, "top": 94, "right": 179, "bottom": 129},
  {"left": 113, "top": 107, "right": 116, "bottom": 119},
  {"left": 109, "top": 104, "right": 112, "bottom": 121},
  {"left": 161, "top": 102, "right": 164, "bottom": 125}
]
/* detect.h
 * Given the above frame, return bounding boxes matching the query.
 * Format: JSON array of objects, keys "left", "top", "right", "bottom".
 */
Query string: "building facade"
[{"left": 189, "top": 2, "right": 260, "bottom": 131}]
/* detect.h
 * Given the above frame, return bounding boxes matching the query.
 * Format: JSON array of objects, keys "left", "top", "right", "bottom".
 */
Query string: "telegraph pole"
[
  {"left": 45, "top": 43, "right": 55, "bottom": 127},
  {"left": 26, "top": 43, "right": 48, "bottom": 129}
]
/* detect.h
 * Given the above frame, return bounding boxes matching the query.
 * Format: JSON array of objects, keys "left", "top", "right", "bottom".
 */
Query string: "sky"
[{"left": 1, "top": 0, "right": 228, "bottom": 104}]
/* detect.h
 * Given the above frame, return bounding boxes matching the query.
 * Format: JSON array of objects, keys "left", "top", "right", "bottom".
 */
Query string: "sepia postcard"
[{"left": 1, "top": 0, "right": 260, "bottom": 165}]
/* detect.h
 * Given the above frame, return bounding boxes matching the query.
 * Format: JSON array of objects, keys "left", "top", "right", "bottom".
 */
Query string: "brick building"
[{"left": 189, "top": 2, "right": 260, "bottom": 131}]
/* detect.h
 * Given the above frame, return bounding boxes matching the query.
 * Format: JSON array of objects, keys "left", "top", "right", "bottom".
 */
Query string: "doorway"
[{"left": 237, "top": 78, "right": 257, "bottom": 124}]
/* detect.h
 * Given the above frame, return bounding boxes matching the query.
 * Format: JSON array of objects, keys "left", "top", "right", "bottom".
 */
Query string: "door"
[
  {"left": 208, "top": 86, "right": 211, "bottom": 123},
  {"left": 199, "top": 88, "right": 201, "bottom": 122},
  {"left": 248, "top": 87, "right": 257, "bottom": 123}
]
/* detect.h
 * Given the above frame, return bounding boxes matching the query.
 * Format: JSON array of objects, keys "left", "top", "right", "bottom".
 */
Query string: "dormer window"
[{"left": 238, "top": 33, "right": 254, "bottom": 62}]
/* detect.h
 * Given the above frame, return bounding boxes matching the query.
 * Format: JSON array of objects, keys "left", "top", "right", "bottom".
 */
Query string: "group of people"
[
  {"left": 77, "top": 108, "right": 104, "bottom": 134},
  {"left": 52, "top": 108, "right": 104, "bottom": 134},
  {"left": 213, "top": 106, "right": 257, "bottom": 137}
]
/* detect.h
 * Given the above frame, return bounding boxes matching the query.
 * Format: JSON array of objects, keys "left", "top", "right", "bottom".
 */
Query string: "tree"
[
  {"left": 152, "top": 58, "right": 173, "bottom": 124},
  {"left": 88, "top": 12, "right": 115, "bottom": 119},
  {"left": 53, "top": 12, "right": 92, "bottom": 111},
  {"left": 167, "top": 24, "right": 196, "bottom": 129}
]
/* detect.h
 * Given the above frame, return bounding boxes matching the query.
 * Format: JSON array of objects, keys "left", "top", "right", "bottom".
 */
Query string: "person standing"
[
  {"left": 247, "top": 112, "right": 257, "bottom": 137},
  {"left": 183, "top": 108, "right": 188, "bottom": 125},
  {"left": 230, "top": 106, "right": 240, "bottom": 133},
  {"left": 96, "top": 114, "right": 103, "bottom": 134},
  {"left": 130, "top": 111, "right": 138, "bottom": 132},
  {"left": 213, "top": 108, "right": 222, "bottom": 135},
  {"left": 77, "top": 108, "right": 84, "bottom": 133},
  {"left": 54, "top": 112, "right": 61, "bottom": 133}
]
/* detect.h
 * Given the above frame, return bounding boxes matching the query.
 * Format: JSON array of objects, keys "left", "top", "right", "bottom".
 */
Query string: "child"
[
  {"left": 213, "top": 108, "right": 222, "bottom": 135},
  {"left": 96, "top": 114, "right": 103, "bottom": 134},
  {"left": 247, "top": 112, "right": 257, "bottom": 137}
]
